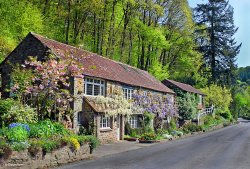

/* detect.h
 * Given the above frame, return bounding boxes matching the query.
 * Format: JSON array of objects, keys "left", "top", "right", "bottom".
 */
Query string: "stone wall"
[
  {"left": 0, "top": 144, "right": 91, "bottom": 169},
  {"left": 97, "top": 115, "right": 120, "bottom": 144}
]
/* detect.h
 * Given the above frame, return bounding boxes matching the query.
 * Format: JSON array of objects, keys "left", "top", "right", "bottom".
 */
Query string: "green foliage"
[
  {"left": 194, "top": 0, "right": 241, "bottom": 85},
  {"left": 0, "top": 0, "right": 43, "bottom": 61},
  {"left": 3, "top": 104, "right": 37, "bottom": 126},
  {"left": 124, "top": 122, "right": 132, "bottom": 136},
  {"left": 140, "top": 133, "right": 157, "bottom": 141},
  {"left": 10, "top": 66, "right": 34, "bottom": 100},
  {"left": 231, "top": 82, "right": 250, "bottom": 119},
  {"left": 41, "top": 139, "right": 60, "bottom": 153},
  {"left": 182, "top": 123, "right": 202, "bottom": 134},
  {"left": 6, "top": 126, "right": 29, "bottom": 142},
  {"left": 28, "top": 140, "right": 42, "bottom": 156},
  {"left": 140, "top": 112, "right": 154, "bottom": 133},
  {"left": 200, "top": 84, "right": 232, "bottom": 118},
  {"left": 0, "top": 99, "right": 37, "bottom": 126},
  {"left": 29, "top": 120, "right": 70, "bottom": 138},
  {"left": 11, "top": 141, "right": 30, "bottom": 152},
  {"left": 85, "top": 135, "right": 99, "bottom": 151},
  {"left": 169, "top": 119, "right": 177, "bottom": 130},
  {"left": 176, "top": 92, "right": 198, "bottom": 120},
  {"left": 0, "top": 98, "right": 17, "bottom": 126}
]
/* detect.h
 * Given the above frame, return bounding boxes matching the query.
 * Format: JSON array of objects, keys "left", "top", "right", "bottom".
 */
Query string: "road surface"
[{"left": 58, "top": 120, "right": 250, "bottom": 169}]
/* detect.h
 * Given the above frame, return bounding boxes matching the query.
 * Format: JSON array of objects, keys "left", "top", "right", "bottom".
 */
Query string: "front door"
[{"left": 117, "top": 115, "right": 120, "bottom": 140}]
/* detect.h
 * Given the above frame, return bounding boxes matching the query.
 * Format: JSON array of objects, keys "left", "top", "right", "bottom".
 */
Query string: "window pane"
[
  {"left": 86, "top": 84, "right": 93, "bottom": 95},
  {"left": 94, "top": 85, "right": 100, "bottom": 95},
  {"left": 86, "top": 78, "right": 93, "bottom": 82},
  {"left": 94, "top": 79, "right": 100, "bottom": 84}
]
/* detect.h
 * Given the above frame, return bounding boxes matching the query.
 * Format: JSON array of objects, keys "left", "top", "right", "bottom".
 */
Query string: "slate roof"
[
  {"left": 162, "top": 79, "right": 205, "bottom": 95},
  {"left": 23, "top": 33, "right": 175, "bottom": 94}
]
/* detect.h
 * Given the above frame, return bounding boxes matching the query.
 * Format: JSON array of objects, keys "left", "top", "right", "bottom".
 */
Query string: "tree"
[
  {"left": 200, "top": 84, "right": 233, "bottom": 120},
  {"left": 0, "top": 0, "right": 43, "bottom": 62},
  {"left": 193, "top": 0, "right": 241, "bottom": 86}
]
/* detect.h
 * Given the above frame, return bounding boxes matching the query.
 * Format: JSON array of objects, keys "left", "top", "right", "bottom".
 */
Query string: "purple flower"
[{"left": 9, "top": 123, "right": 30, "bottom": 132}]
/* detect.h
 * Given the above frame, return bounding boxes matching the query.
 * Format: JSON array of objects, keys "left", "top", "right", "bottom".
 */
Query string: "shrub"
[
  {"left": 140, "top": 133, "right": 157, "bottom": 141},
  {"left": 11, "top": 141, "right": 30, "bottom": 152},
  {"left": 29, "top": 120, "right": 69, "bottom": 138},
  {"left": 156, "top": 129, "right": 169, "bottom": 136},
  {"left": 130, "top": 128, "right": 144, "bottom": 137},
  {"left": 176, "top": 92, "right": 199, "bottom": 120},
  {"left": 0, "top": 98, "right": 18, "bottom": 127},
  {"left": 41, "top": 139, "right": 60, "bottom": 153},
  {"left": 6, "top": 125, "right": 29, "bottom": 142},
  {"left": 0, "top": 99, "right": 37, "bottom": 126},
  {"left": 86, "top": 135, "right": 99, "bottom": 153},
  {"left": 28, "top": 140, "right": 42, "bottom": 157},
  {"left": 124, "top": 122, "right": 132, "bottom": 135},
  {"left": 169, "top": 119, "right": 177, "bottom": 130},
  {"left": 182, "top": 123, "right": 202, "bottom": 133},
  {"left": 203, "top": 115, "right": 216, "bottom": 127}
]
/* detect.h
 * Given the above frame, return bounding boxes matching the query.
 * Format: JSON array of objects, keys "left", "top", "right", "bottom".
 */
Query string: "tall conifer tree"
[{"left": 194, "top": 0, "right": 241, "bottom": 85}]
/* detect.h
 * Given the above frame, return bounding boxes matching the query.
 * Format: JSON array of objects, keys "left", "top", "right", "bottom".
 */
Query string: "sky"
[{"left": 188, "top": 0, "right": 250, "bottom": 68}]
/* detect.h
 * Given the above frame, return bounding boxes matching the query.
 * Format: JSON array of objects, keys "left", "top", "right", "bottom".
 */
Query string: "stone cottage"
[
  {"left": 162, "top": 79, "right": 206, "bottom": 110},
  {"left": 0, "top": 32, "right": 175, "bottom": 143}
]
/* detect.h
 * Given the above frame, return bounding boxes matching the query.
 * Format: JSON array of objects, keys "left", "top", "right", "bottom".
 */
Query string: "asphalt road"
[{"left": 58, "top": 120, "right": 250, "bottom": 169}]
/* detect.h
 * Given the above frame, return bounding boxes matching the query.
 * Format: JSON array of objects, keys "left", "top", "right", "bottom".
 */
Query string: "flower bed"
[{"left": 0, "top": 120, "right": 99, "bottom": 168}]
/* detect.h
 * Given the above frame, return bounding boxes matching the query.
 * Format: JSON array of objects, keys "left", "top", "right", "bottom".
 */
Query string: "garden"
[
  {"left": 0, "top": 57, "right": 99, "bottom": 167},
  {"left": 124, "top": 85, "right": 234, "bottom": 143}
]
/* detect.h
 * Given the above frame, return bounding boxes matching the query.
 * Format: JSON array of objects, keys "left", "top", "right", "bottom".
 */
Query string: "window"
[
  {"left": 123, "top": 88, "right": 133, "bottom": 99},
  {"left": 84, "top": 77, "right": 105, "bottom": 96},
  {"left": 129, "top": 115, "right": 138, "bottom": 128},
  {"left": 100, "top": 115, "right": 110, "bottom": 128}
]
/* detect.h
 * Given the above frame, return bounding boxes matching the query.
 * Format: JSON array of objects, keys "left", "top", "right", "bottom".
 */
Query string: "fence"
[{"left": 197, "top": 105, "right": 215, "bottom": 125}]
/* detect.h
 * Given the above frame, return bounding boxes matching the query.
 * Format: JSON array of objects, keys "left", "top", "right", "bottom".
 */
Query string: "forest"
[{"left": 0, "top": 0, "right": 247, "bottom": 119}]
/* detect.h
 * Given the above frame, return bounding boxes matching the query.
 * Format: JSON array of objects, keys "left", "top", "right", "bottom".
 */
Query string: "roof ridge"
[{"left": 30, "top": 32, "right": 142, "bottom": 72}]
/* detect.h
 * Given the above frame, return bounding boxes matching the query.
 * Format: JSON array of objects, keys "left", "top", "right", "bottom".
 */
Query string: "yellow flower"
[{"left": 70, "top": 138, "right": 80, "bottom": 150}]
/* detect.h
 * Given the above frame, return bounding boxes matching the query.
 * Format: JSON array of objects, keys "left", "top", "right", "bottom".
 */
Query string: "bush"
[
  {"left": 169, "top": 119, "right": 177, "bottom": 130},
  {"left": 11, "top": 141, "right": 30, "bottom": 152},
  {"left": 28, "top": 139, "right": 42, "bottom": 156},
  {"left": 0, "top": 99, "right": 37, "bottom": 126},
  {"left": 203, "top": 115, "right": 216, "bottom": 126},
  {"left": 29, "top": 120, "right": 70, "bottom": 138},
  {"left": 86, "top": 135, "right": 99, "bottom": 152},
  {"left": 182, "top": 123, "right": 202, "bottom": 133},
  {"left": 140, "top": 133, "right": 157, "bottom": 141},
  {"left": 6, "top": 125, "right": 29, "bottom": 142},
  {"left": 0, "top": 98, "right": 18, "bottom": 127},
  {"left": 41, "top": 139, "right": 60, "bottom": 153}
]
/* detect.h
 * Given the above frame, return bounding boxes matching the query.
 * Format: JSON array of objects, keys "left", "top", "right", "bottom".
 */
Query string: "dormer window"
[{"left": 84, "top": 77, "right": 105, "bottom": 96}]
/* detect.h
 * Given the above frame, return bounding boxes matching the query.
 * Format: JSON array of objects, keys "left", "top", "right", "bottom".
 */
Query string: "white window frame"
[
  {"left": 123, "top": 87, "right": 133, "bottom": 99},
  {"left": 84, "top": 77, "right": 105, "bottom": 96},
  {"left": 100, "top": 115, "right": 111, "bottom": 129},
  {"left": 129, "top": 115, "right": 138, "bottom": 128}
]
